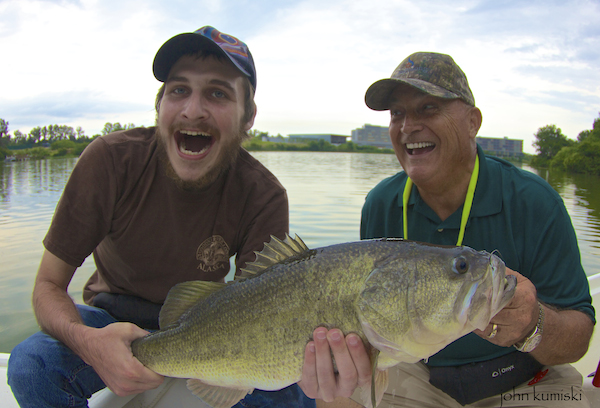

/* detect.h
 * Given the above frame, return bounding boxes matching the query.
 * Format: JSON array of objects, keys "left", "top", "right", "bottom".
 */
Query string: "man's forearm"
[
  {"left": 32, "top": 250, "right": 98, "bottom": 364},
  {"left": 32, "top": 279, "right": 97, "bottom": 360},
  {"left": 530, "top": 306, "right": 594, "bottom": 366}
]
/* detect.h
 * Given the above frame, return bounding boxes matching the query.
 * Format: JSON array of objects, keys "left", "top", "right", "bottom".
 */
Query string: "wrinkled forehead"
[{"left": 388, "top": 84, "right": 456, "bottom": 108}]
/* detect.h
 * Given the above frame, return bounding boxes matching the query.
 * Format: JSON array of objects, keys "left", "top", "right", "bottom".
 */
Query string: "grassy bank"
[
  {"left": 2, "top": 140, "right": 90, "bottom": 161},
  {"left": 242, "top": 138, "right": 395, "bottom": 154}
]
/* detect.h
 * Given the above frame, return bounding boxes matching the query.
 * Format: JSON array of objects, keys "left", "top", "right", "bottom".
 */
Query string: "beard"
[{"left": 155, "top": 125, "right": 246, "bottom": 192}]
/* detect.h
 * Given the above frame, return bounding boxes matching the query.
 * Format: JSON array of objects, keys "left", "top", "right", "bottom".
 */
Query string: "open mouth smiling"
[
  {"left": 406, "top": 141, "right": 435, "bottom": 155},
  {"left": 175, "top": 130, "right": 214, "bottom": 156}
]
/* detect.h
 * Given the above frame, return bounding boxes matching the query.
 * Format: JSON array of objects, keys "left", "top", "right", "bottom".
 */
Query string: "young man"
[
  {"left": 8, "top": 26, "right": 312, "bottom": 407},
  {"left": 307, "top": 52, "right": 595, "bottom": 407}
]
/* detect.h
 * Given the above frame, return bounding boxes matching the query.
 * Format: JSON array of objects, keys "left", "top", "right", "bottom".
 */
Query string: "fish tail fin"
[{"left": 186, "top": 379, "right": 253, "bottom": 408}]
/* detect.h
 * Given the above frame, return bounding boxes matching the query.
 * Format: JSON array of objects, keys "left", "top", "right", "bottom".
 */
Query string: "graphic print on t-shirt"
[{"left": 196, "top": 235, "right": 230, "bottom": 273}]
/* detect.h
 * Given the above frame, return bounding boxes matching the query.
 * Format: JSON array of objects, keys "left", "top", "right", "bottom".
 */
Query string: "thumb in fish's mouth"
[{"left": 500, "top": 275, "right": 517, "bottom": 305}]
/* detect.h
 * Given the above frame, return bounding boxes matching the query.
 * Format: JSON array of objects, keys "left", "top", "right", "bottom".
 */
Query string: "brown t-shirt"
[{"left": 43, "top": 127, "right": 289, "bottom": 305}]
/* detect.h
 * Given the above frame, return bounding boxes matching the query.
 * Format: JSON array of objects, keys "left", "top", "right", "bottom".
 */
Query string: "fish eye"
[{"left": 452, "top": 256, "right": 469, "bottom": 274}]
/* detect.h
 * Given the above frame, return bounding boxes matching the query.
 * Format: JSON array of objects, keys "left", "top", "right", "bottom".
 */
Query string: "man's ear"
[
  {"left": 244, "top": 104, "right": 257, "bottom": 132},
  {"left": 468, "top": 106, "right": 482, "bottom": 139}
]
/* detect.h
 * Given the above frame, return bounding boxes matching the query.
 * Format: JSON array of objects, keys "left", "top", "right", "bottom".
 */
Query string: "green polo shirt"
[{"left": 360, "top": 145, "right": 595, "bottom": 367}]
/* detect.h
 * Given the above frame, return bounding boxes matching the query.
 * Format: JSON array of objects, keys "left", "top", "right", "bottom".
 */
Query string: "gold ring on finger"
[{"left": 488, "top": 323, "right": 498, "bottom": 339}]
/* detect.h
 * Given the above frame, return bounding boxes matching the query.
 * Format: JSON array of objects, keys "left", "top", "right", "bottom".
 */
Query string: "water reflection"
[
  {"left": 252, "top": 152, "right": 402, "bottom": 247},
  {"left": 0, "top": 154, "right": 598, "bottom": 353},
  {"left": 0, "top": 158, "right": 97, "bottom": 353},
  {"left": 524, "top": 165, "right": 600, "bottom": 275}
]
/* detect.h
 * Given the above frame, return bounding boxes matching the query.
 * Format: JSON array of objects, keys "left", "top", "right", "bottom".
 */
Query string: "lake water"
[{"left": 1, "top": 152, "right": 599, "bottom": 353}]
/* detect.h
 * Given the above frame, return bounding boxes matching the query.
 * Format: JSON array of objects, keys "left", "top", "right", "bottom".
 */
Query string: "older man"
[
  {"left": 309, "top": 53, "right": 595, "bottom": 407},
  {"left": 8, "top": 26, "right": 312, "bottom": 407}
]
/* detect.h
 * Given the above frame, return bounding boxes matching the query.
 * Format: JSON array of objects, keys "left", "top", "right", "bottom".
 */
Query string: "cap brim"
[
  {"left": 153, "top": 33, "right": 248, "bottom": 82},
  {"left": 365, "top": 78, "right": 460, "bottom": 111}
]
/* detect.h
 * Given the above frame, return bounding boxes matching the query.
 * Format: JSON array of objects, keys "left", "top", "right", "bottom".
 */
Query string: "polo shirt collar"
[{"left": 397, "top": 144, "right": 503, "bottom": 226}]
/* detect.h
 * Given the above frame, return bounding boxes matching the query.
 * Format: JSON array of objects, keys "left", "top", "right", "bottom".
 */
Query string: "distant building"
[
  {"left": 351, "top": 124, "right": 391, "bottom": 148},
  {"left": 287, "top": 134, "right": 349, "bottom": 145},
  {"left": 476, "top": 136, "right": 523, "bottom": 157},
  {"left": 261, "top": 135, "right": 287, "bottom": 143}
]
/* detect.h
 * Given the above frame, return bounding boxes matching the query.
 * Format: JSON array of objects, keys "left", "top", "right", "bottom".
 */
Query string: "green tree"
[
  {"left": 0, "top": 146, "right": 10, "bottom": 159},
  {"left": 40, "top": 126, "right": 48, "bottom": 142},
  {"left": 0, "top": 118, "right": 9, "bottom": 148},
  {"left": 73, "top": 142, "right": 90, "bottom": 156},
  {"left": 551, "top": 113, "right": 600, "bottom": 175},
  {"left": 578, "top": 129, "right": 592, "bottom": 142},
  {"left": 76, "top": 126, "right": 86, "bottom": 140},
  {"left": 589, "top": 115, "right": 599, "bottom": 139},
  {"left": 0, "top": 118, "right": 8, "bottom": 136},
  {"left": 102, "top": 122, "right": 137, "bottom": 136},
  {"left": 13, "top": 130, "right": 26, "bottom": 145},
  {"left": 338, "top": 141, "right": 358, "bottom": 152},
  {"left": 247, "top": 129, "right": 264, "bottom": 139},
  {"left": 102, "top": 122, "right": 117, "bottom": 135},
  {"left": 50, "top": 140, "right": 77, "bottom": 150},
  {"left": 551, "top": 140, "right": 600, "bottom": 175},
  {"left": 27, "top": 147, "right": 52, "bottom": 160},
  {"left": 28, "top": 127, "right": 42, "bottom": 144},
  {"left": 577, "top": 114, "right": 600, "bottom": 142},
  {"left": 532, "top": 125, "right": 573, "bottom": 161}
]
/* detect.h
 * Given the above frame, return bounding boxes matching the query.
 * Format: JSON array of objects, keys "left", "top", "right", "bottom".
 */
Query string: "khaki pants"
[{"left": 355, "top": 362, "right": 590, "bottom": 408}]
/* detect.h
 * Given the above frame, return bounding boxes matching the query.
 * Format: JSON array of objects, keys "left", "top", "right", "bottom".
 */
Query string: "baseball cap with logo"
[
  {"left": 153, "top": 26, "right": 257, "bottom": 90},
  {"left": 365, "top": 52, "right": 474, "bottom": 110}
]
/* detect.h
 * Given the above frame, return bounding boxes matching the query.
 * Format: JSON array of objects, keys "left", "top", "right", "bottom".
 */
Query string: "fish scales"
[
  {"left": 133, "top": 241, "right": 380, "bottom": 388},
  {"left": 131, "top": 236, "right": 516, "bottom": 407}
]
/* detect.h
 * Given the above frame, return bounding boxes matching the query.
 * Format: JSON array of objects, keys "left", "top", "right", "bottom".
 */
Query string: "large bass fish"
[{"left": 132, "top": 235, "right": 516, "bottom": 407}]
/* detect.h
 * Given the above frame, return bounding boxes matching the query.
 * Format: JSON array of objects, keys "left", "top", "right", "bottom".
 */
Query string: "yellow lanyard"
[{"left": 402, "top": 155, "right": 479, "bottom": 246}]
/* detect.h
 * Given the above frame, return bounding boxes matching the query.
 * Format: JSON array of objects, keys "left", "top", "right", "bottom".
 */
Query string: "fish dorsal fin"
[
  {"left": 159, "top": 280, "right": 227, "bottom": 329},
  {"left": 239, "top": 233, "right": 308, "bottom": 278},
  {"left": 186, "top": 379, "right": 252, "bottom": 408}
]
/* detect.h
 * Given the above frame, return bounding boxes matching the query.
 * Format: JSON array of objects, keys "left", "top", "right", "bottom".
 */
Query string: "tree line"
[
  {"left": 0, "top": 119, "right": 136, "bottom": 147},
  {"left": 0, "top": 120, "right": 137, "bottom": 158},
  {"left": 2, "top": 114, "right": 600, "bottom": 176},
  {"left": 243, "top": 130, "right": 395, "bottom": 154},
  {"left": 531, "top": 113, "right": 600, "bottom": 175}
]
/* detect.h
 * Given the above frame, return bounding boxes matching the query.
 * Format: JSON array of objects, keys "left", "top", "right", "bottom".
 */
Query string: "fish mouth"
[
  {"left": 174, "top": 130, "right": 214, "bottom": 158},
  {"left": 490, "top": 255, "right": 516, "bottom": 314},
  {"left": 405, "top": 141, "right": 435, "bottom": 156},
  {"left": 464, "top": 254, "right": 516, "bottom": 331}
]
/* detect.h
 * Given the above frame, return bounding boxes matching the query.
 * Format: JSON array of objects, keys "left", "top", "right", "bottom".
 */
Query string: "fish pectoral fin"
[
  {"left": 356, "top": 368, "right": 388, "bottom": 408},
  {"left": 159, "top": 281, "right": 227, "bottom": 328},
  {"left": 186, "top": 379, "right": 253, "bottom": 408},
  {"left": 370, "top": 349, "right": 380, "bottom": 407}
]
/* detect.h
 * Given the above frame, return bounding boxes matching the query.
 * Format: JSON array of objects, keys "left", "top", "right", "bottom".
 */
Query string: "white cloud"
[{"left": 1, "top": 0, "right": 598, "bottom": 151}]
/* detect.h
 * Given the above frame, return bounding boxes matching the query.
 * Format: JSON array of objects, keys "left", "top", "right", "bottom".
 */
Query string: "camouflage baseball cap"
[{"left": 365, "top": 52, "right": 475, "bottom": 110}]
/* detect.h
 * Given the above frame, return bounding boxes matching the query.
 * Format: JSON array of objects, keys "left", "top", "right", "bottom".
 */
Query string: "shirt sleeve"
[
  {"left": 521, "top": 195, "right": 595, "bottom": 323},
  {"left": 235, "top": 188, "right": 289, "bottom": 276}
]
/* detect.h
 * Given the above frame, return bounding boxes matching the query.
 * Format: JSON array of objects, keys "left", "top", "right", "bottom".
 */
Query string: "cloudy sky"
[{"left": 1, "top": 0, "right": 599, "bottom": 153}]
